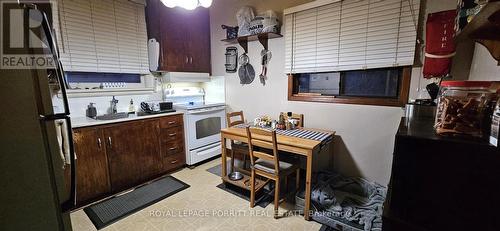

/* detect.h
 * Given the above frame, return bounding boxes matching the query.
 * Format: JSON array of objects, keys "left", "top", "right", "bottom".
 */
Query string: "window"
[
  {"left": 284, "top": 0, "right": 420, "bottom": 73},
  {"left": 52, "top": 0, "right": 149, "bottom": 74},
  {"left": 288, "top": 67, "right": 411, "bottom": 107},
  {"left": 65, "top": 72, "right": 141, "bottom": 83}
]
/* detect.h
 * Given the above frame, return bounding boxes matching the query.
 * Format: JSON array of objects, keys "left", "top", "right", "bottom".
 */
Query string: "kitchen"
[{"left": 1, "top": 0, "right": 499, "bottom": 231}]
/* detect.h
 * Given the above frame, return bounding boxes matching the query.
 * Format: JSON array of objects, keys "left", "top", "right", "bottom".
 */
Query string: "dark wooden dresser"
[{"left": 383, "top": 118, "right": 500, "bottom": 231}]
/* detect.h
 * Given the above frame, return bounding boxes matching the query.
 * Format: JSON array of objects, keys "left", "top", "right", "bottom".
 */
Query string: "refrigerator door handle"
[
  {"left": 60, "top": 115, "right": 76, "bottom": 212},
  {"left": 40, "top": 12, "right": 71, "bottom": 116}
]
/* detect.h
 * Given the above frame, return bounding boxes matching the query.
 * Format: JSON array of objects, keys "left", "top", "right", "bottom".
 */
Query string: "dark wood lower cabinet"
[
  {"left": 72, "top": 127, "right": 111, "bottom": 206},
  {"left": 104, "top": 120, "right": 164, "bottom": 193},
  {"left": 72, "top": 114, "right": 185, "bottom": 208}
]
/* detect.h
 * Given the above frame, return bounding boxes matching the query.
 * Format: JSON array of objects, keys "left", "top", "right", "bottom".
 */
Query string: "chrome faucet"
[{"left": 110, "top": 96, "right": 118, "bottom": 114}]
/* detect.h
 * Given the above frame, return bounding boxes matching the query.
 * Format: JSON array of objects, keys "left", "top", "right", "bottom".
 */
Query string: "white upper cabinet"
[
  {"left": 284, "top": 0, "right": 421, "bottom": 74},
  {"left": 52, "top": 0, "right": 149, "bottom": 74}
]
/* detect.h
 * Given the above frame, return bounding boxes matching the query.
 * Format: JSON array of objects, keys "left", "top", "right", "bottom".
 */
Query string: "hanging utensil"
[
  {"left": 259, "top": 49, "right": 272, "bottom": 85},
  {"left": 238, "top": 53, "right": 255, "bottom": 85}
]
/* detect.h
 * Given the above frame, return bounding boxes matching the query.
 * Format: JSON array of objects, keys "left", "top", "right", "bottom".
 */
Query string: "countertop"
[
  {"left": 71, "top": 111, "right": 184, "bottom": 128},
  {"left": 397, "top": 117, "right": 495, "bottom": 147}
]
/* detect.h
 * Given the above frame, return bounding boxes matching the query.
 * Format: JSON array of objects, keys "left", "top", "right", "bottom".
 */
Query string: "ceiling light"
[
  {"left": 179, "top": 0, "right": 198, "bottom": 10},
  {"left": 199, "top": 0, "right": 212, "bottom": 8},
  {"left": 160, "top": 0, "right": 177, "bottom": 8},
  {"left": 160, "top": 0, "right": 212, "bottom": 10}
]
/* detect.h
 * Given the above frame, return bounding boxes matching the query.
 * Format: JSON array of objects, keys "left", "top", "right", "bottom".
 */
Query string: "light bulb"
[
  {"left": 179, "top": 0, "right": 198, "bottom": 10},
  {"left": 160, "top": 0, "right": 177, "bottom": 8},
  {"left": 199, "top": 0, "right": 212, "bottom": 8}
]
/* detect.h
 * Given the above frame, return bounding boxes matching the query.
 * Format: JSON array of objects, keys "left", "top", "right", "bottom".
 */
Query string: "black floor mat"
[
  {"left": 84, "top": 176, "right": 189, "bottom": 230},
  {"left": 216, "top": 182, "right": 273, "bottom": 208}
]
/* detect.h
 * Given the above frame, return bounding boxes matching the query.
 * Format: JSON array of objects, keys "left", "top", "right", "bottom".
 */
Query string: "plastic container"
[{"left": 435, "top": 81, "right": 495, "bottom": 138}]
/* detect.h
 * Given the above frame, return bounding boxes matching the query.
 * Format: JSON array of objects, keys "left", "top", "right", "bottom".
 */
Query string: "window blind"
[
  {"left": 284, "top": 0, "right": 420, "bottom": 74},
  {"left": 52, "top": 0, "right": 149, "bottom": 74}
]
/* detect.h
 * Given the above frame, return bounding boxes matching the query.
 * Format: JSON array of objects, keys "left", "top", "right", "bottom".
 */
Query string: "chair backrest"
[
  {"left": 245, "top": 127, "right": 280, "bottom": 175},
  {"left": 227, "top": 111, "right": 245, "bottom": 127},
  {"left": 282, "top": 112, "right": 304, "bottom": 127}
]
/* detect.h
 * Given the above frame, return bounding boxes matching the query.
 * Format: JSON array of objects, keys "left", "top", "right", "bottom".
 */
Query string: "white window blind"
[
  {"left": 52, "top": 0, "right": 149, "bottom": 74},
  {"left": 284, "top": 0, "right": 420, "bottom": 74}
]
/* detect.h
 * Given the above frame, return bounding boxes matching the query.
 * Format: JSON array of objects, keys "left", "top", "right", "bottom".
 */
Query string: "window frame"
[{"left": 287, "top": 66, "right": 412, "bottom": 107}]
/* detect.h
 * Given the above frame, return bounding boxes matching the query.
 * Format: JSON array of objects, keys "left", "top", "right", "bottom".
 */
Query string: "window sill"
[
  {"left": 288, "top": 94, "right": 406, "bottom": 107},
  {"left": 64, "top": 88, "right": 155, "bottom": 98},
  {"left": 287, "top": 67, "right": 411, "bottom": 107}
]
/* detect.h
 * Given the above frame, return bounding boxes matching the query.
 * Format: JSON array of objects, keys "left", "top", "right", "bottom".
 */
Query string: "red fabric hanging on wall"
[{"left": 423, "top": 10, "right": 457, "bottom": 78}]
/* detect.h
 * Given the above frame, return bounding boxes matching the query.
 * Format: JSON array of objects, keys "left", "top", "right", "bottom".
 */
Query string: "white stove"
[
  {"left": 174, "top": 102, "right": 226, "bottom": 110},
  {"left": 166, "top": 88, "right": 226, "bottom": 166}
]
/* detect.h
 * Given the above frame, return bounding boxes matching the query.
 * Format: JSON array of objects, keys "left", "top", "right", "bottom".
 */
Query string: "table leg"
[
  {"left": 221, "top": 135, "right": 227, "bottom": 178},
  {"left": 304, "top": 151, "right": 313, "bottom": 220}
]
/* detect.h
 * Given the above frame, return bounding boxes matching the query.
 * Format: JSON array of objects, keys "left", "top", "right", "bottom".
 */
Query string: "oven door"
[{"left": 186, "top": 106, "right": 226, "bottom": 150}]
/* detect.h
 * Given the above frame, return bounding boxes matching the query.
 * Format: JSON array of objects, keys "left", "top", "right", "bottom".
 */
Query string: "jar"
[{"left": 435, "top": 81, "right": 495, "bottom": 138}]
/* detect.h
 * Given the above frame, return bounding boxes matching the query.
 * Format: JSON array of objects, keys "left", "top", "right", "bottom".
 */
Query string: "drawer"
[
  {"left": 163, "top": 152, "right": 185, "bottom": 171},
  {"left": 159, "top": 115, "right": 183, "bottom": 129},
  {"left": 160, "top": 126, "right": 184, "bottom": 142},
  {"left": 161, "top": 139, "right": 184, "bottom": 156}
]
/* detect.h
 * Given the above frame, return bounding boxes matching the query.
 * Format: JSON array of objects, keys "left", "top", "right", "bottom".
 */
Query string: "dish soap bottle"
[{"left": 128, "top": 99, "right": 135, "bottom": 114}]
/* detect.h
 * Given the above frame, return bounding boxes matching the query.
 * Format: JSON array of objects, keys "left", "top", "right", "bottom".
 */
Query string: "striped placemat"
[{"left": 233, "top": 124, "right": 333, "bottom": 144}]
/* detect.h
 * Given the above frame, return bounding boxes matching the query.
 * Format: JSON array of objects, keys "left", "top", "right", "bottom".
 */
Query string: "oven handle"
[{"left": 187, "top": 107, "right": 226, "bottom": 115}]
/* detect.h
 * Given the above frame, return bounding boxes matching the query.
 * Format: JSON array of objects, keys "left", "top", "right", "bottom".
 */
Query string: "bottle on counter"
[
  {"left": 128, "top": 99, "right": 135, "bottom": 114},
  {"left": 490, "top": 99, "right": 500, "bottom": 147}
]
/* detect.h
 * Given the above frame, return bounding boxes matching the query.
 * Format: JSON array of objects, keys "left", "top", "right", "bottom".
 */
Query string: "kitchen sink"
[{"left": 95, "top": 112, "right": 129, "bottom": 120}]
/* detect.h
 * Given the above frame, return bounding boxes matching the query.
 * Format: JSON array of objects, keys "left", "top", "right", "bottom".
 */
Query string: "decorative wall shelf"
[
  {"left": 455, "top": 0, "right": 500, "bottom": 64},
  {"left": 221, "top": 32, "right": 283, "bottom": 53}
]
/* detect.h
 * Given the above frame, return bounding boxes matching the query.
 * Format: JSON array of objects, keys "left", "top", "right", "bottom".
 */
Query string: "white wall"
[
  {"left": 211, "top": 0, "right": 481, "bottom": 185},
  {"left": 469, "top": 45, "right": 500, "bottom": 81},
  {"left": 211, "top": 0, "right": 407, "bottom": 185}
]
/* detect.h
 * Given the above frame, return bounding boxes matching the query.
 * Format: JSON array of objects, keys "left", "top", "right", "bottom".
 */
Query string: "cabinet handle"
[
  {"left": 185, "top": 56, "right": 189, "bottom": 63},
  {"left": 170, "top": 160, "right": 178, "bottom": 164},
  {"left": 169, "top": 147, "right": 177, "bottom": 151},
  {"left": 97, "top": 138, "right": 102, "bottom": 149},
  {"left": 189, "top": 56, "right": 193, "bottom": 64},
  {"left": 168, "top": 133, "right": 177, "bottom": 137},
  {"left": 107, "top": 137, "right": 112, "bottom": 148},
  {"left": 168, "top": 121, "right": 176, "bottom": 125}
]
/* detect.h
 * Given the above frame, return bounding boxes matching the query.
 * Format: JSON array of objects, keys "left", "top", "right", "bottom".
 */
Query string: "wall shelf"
[
  {"left": 221, "top": 32, "right": 283, "bottom": 53},
  {"left": 455, "top": 0, "right": 500, "bottom": 64}
]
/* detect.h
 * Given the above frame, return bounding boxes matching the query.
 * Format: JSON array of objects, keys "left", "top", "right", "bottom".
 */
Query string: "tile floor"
[{"left": 71, "top": 158, "right": 322, "bottom": 231}]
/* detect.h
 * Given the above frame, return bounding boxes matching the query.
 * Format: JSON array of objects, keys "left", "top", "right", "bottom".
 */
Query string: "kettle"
[{"left": 86, "top": 103, "right": 97, "bottom": 119}]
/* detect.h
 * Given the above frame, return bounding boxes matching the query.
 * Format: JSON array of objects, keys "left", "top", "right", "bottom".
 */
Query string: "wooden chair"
[
  {"left": 246, "top": 127, "right": 300, "bottom": 218},
  {"left": 282, "top": 112, "right": 304, "bottom": 127},
  {"left": 226, "top": 111, "right": 248, "bottom": 172}
]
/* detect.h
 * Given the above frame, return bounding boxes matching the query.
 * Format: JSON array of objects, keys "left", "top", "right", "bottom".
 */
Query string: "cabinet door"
[
  {"left": 156, "top": 6, "right": 211, "bottom": 73},
  {"left": 187, "top": 7, "right": 211, "bottom": 73},
  {"left": 104, "top": 120, "right": 162, "bottom": 193},
  {"left": 73, "top": 127, "right": 111, "bottom": 205},
  {"left": 159, "top": 7, "right": 190, "bottom": 71}
]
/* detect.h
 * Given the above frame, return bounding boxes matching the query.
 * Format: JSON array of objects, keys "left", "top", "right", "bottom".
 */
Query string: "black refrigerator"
[{"left": 0, "top": 2, "right": 76, "bottom": 231}]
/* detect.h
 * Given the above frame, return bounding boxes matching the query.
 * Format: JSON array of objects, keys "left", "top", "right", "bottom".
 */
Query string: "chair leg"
[
  {"left": 250, "top": 170, "right": 256, "bottom": 208},
  {"left": 242, "top": 152, "right": 248, "bottom": 170},
  {"left": 284, "top": 175, "right": 288, "bottom": 192},
  {"left": 274, "top": 178, "right": 280, "bottom": 219},
  {"left": 230, "top": 148, "right": 235, "bottom": 173},
  {"left": 295, "top": 168, "right": 300, "bottom": 191}
]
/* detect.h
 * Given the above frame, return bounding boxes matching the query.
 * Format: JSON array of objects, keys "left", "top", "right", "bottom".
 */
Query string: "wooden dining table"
[{"left": 220, "top": 126, "right": 335, "bottom": 220}]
